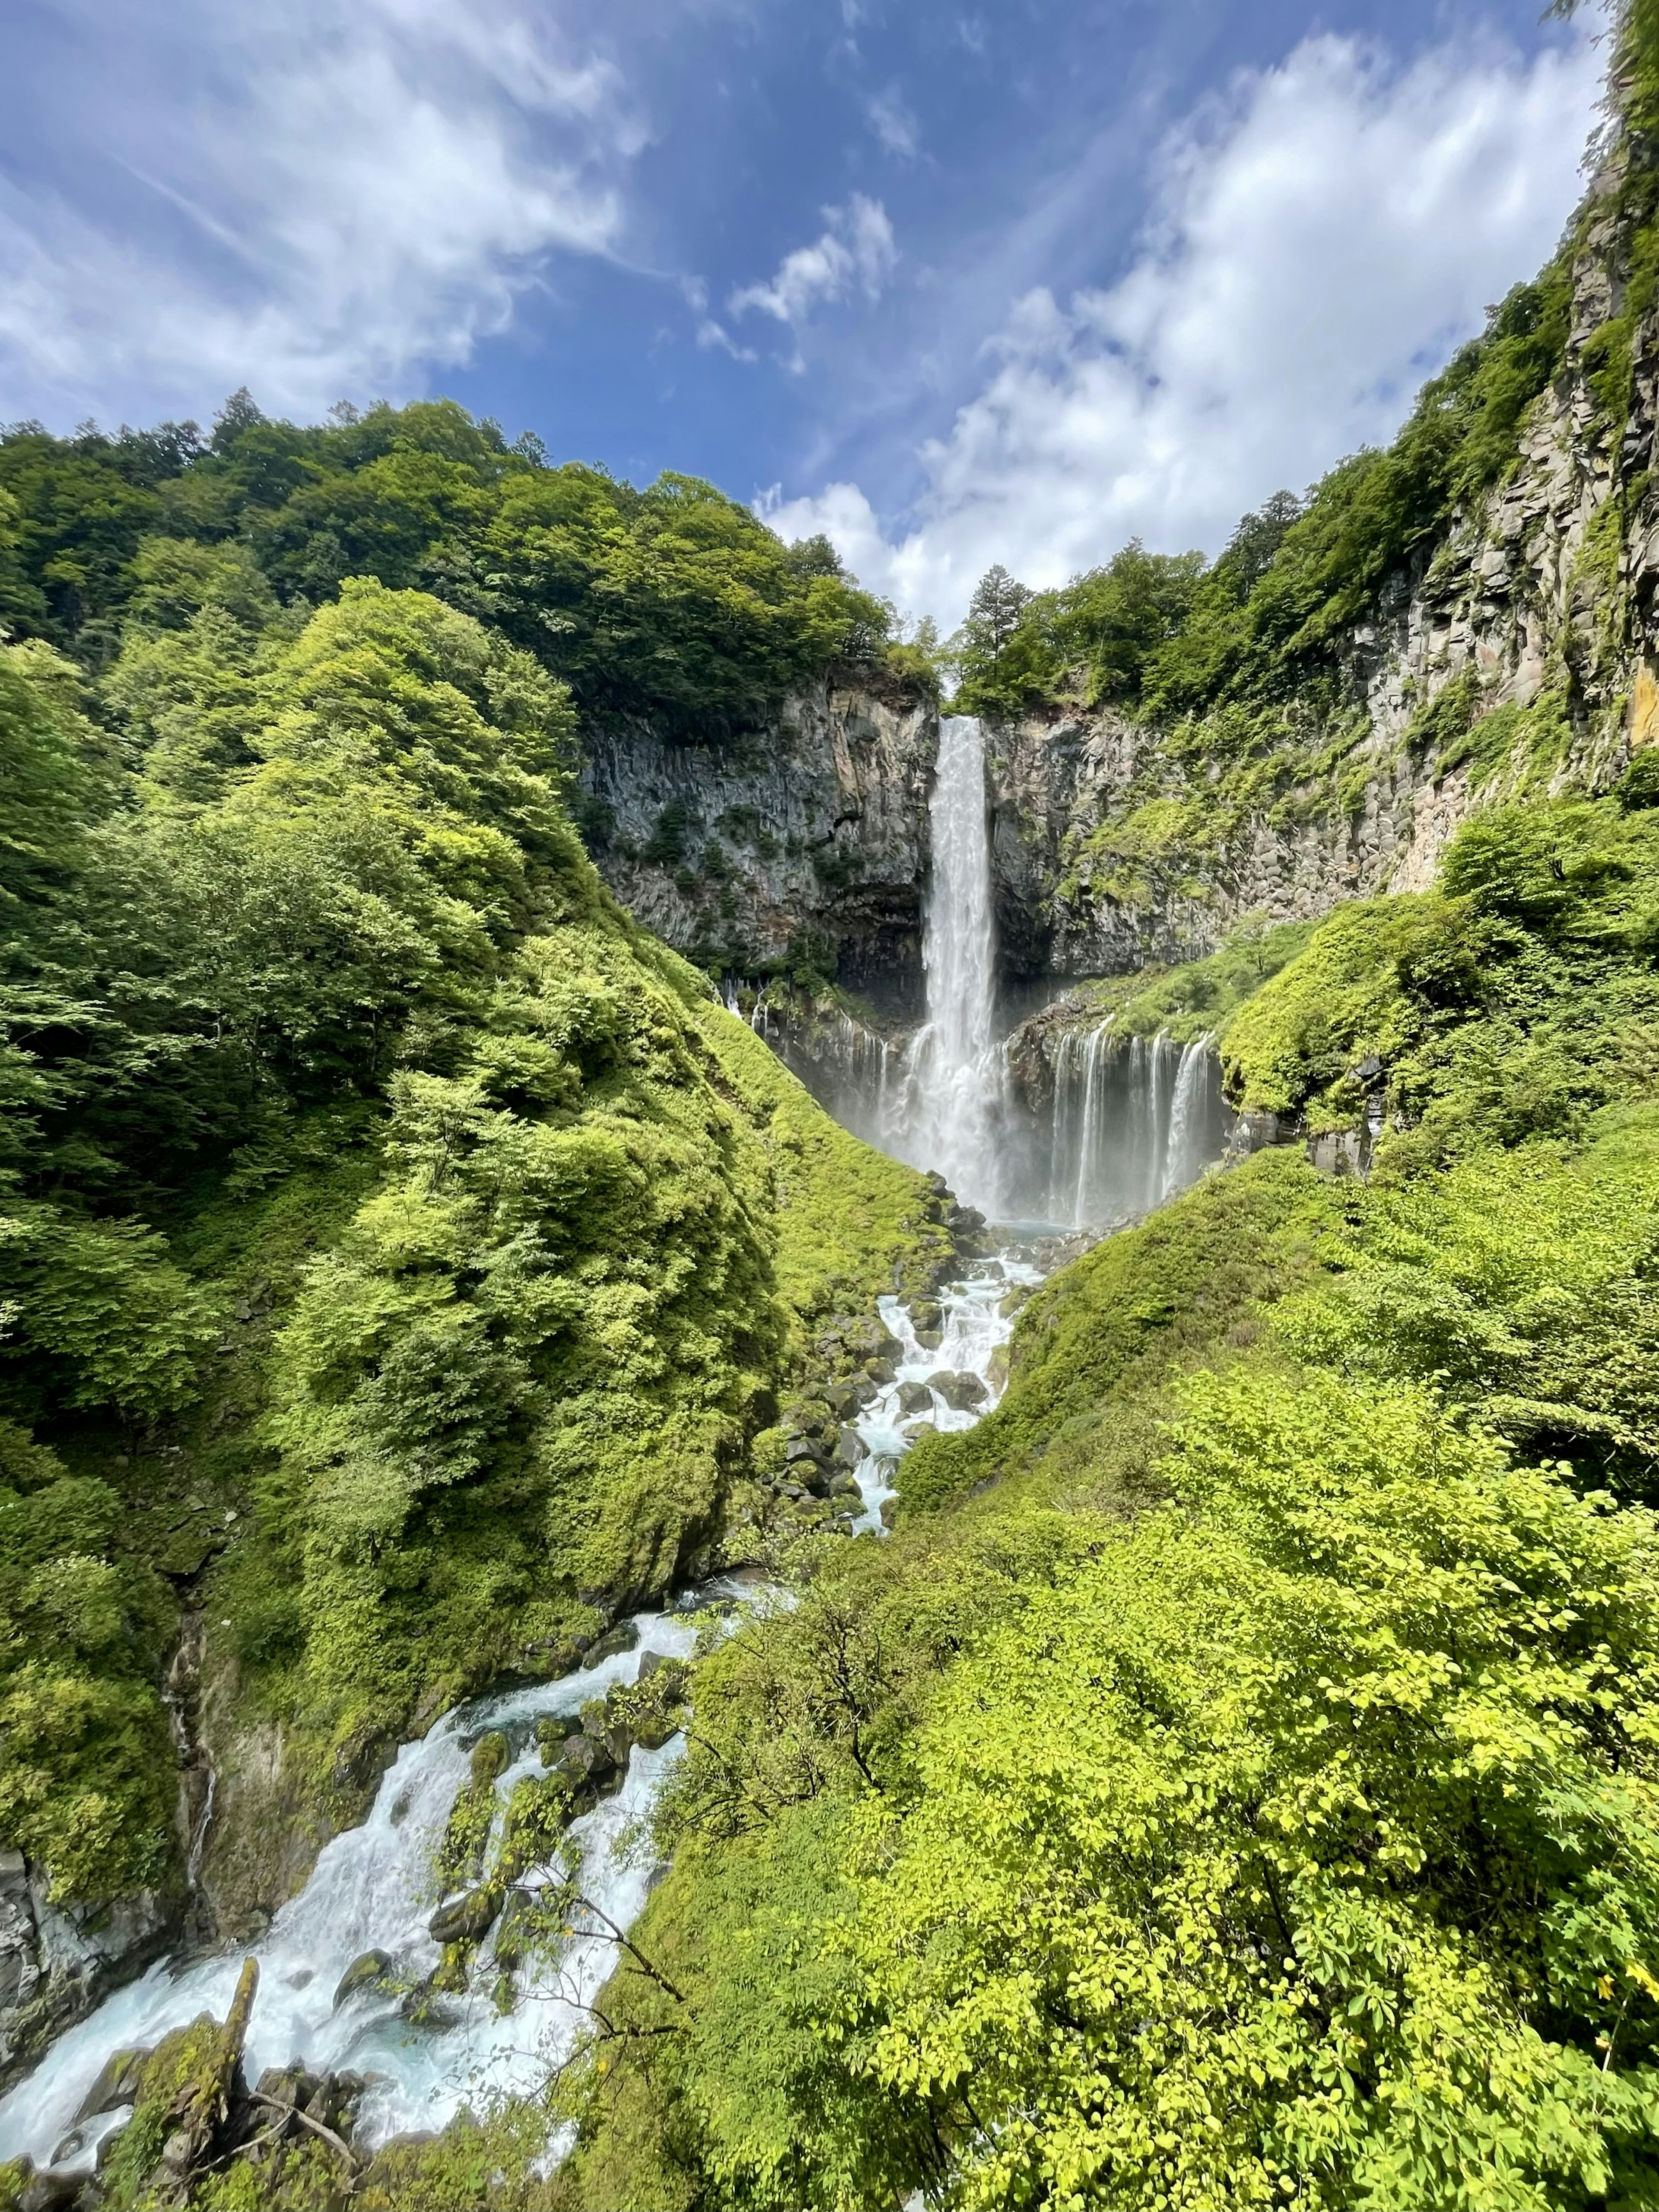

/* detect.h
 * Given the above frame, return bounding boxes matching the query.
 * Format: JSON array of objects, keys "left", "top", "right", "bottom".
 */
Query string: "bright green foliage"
[
  {"left": 1222, "top": 795, "right": 1659, "bottom": 1155},
  {"left": 1031, "top": 916, "right": 1317, "bottom": 1050},
  {"left": 899, "top": 1146, "right": 1346, "bottom": 1515},
  {"left": 842, "top": 1366, "right": 1659, "bottom": 2212},
  {"left": 0, "top": 577, "right": 946, "bottom": 1894},
  {"left": 1278, "top": 1116, "right": 1659, "bottom": 1500},
  {"left": 0, "top": 401, "right": 899, "bottom": 735},
  {"left": 0, "top": 1422, "right": 175, "bottom": 1900},
  {"left": 552, "top": 759, "right": 1659, "bottom": 2207}
]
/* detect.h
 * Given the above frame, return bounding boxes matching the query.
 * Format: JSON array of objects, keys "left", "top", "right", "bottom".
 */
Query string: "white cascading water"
[
  {"left": 1045, "top": 1027, "right": 1228, "bottom": 1230},
  {"left": 0, "top": 1247, "right": 1039, "bottom": 2184},
  {"left": 886, "top": 714, "right": 1005, "bottom": 1216}
]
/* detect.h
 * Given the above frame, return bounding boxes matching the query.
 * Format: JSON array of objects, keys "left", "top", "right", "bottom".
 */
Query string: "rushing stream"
[
  {"left": 0, "top": 709, "right": 1205, "bottom": 2181},
  {"left": 0, "top": 1250, "right": 1041, "bottom": 2177}
]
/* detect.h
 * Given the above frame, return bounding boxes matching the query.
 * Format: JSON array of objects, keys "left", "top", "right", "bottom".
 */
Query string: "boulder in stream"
[
  {"left": 927, "top": 1369, "right": 987, "bottom": 1412},
  {"left": 428, "top": 1888, "right": 501, "bottom": 1945},
  {"left": 332, "top": 1949, "right": 396, "bottom": 2010},
  {"left": 579, "top": 1621, "right": 640, "bottom": 1669},
  {"left": 895, "top": 1379, "right": 932, "bottom": 1416}
]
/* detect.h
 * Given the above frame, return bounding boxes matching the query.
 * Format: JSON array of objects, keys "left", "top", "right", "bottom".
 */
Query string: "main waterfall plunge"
[{"left": 751, "top": 713, "right": 1233, "bottom": 1230}]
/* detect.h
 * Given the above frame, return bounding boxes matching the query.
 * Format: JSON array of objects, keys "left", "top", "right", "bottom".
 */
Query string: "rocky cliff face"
[
  {"left": 577, "top": 665, "right": 937, "bottom": 1017},
  {"left": 988, "top": 165, "right": 1654, "bottom": 980},
  {"left": 589, "top": 171, "right": 1656, "bottom": 1007}
]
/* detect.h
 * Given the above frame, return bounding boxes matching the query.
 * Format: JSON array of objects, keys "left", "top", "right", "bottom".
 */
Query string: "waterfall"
[
  {"left": 1070, "top": 1026, "right": 1108, "bottom": 1228},
  {"left": 1035, "top": 1024, "right": 1232, "bottom": 1231},
  {"left": 894, "top": 714, "right": 1005, "bottom": 1215},
  {"left": 1162, "top": 1035, "right": 1211, "bottom": 1199}
]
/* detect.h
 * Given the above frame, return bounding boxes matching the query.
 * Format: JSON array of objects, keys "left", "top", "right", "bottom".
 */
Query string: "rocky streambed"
[{"left": 0, "top": 1241, "right": 1059, "bottom": 2206}]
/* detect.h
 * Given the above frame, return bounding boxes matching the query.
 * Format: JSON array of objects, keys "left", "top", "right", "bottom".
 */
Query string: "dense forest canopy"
[{"left": 0, "top": 397, "right": 896, "bottom": 740}]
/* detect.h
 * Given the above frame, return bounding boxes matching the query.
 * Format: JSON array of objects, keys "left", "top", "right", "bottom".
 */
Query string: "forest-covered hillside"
[
  {"left": 0, "top": 566, "right": 957, "bottom": 2039},
  {"left": 6, "top": 1, "right": 1659, "bottom": 2205}
]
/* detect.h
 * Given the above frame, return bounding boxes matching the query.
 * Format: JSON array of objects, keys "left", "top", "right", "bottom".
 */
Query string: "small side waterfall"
[{"left": 1039, "top": 1026, "right": 1230, "bottom": 1230}]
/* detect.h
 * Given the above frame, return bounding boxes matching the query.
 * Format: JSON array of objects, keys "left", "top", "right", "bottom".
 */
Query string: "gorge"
[{"left": 3, "top": 6, "right": 1659, "bottom": 2205}]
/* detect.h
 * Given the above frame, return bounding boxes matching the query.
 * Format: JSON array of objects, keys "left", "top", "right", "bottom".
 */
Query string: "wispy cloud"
[
  {"left": 0, "top": 0, "right": 649, "bottom": 425},
  {"left": 763, "top": 27, "right": 1600, "bottom": 627},
  {"left": 696, "top": 318, "right": 758, "bottom": 361},
  {"left": 729, "top": 194, "right": 896, "bottom": 326},
  {"left": 866, "top": 84, "right": 921, "bottom": 158}
]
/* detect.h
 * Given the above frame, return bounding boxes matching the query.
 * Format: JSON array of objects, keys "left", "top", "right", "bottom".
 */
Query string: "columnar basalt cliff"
[
  {"left": 577, "top": 665, "right": 938, "bottom": 1016},
  {"left": 987, "top": 172, "right": 1657, "bottom": 978},
  {"left": 585, "top": 162, "right": 1659, "bottom": 1008}
]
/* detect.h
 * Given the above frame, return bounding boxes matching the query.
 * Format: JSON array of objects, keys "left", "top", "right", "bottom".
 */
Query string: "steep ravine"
[{"left": 0, "top": 1246, "right": 1046, "bottom": 2195}]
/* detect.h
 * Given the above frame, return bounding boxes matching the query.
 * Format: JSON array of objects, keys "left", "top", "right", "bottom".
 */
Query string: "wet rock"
[
  {"left": 580, "top": 1620, "right": 641, "bottom": 1669},
  {"left": 864, "top": 1357, "right": 897, "bottom": 1385},
  {"left": 398, "top": 1979, "right": 461, "bottom": 2030},
  {"left": 895, "top": 1379, "right": 932, "bottom": 1416},
  {"left": 900, "top": 1418, "right": 934, "bottom": 1442},
  {"left": 827, "top": 1471, "right": 862, "bottom": 1501},
  {"left": 986, "top": 1344, "right": 1011, "bottom": 1394},
  {"left": 18, "top": 2167, "right": 83, "bottom": 2210},
  {"left": 880, "top": 1497, "right": 898, "bottom": 1528},
  {"left": 74, "top": 2044, "right": 151, "bottom": 2123},
  {"left": 536, "top": 1713, "right": 584, "bottom": 1765},
  {"left": 467, "top": 1732, "right": 509, "bottom": 1788},
  {"left": 332, "top": 1949, "right": 396, "bottom": 2010},
  {"left": 554, "top": 1733, "right": 616, "bottom": 1788},
  {"left": 833, "top": 1427, "right": 863, "bottom": 1468},
  {"left": 428, "top": 1888, "right": 501, "bottom": 1945},
  {"left": 492, "top": 1888, "right": 540, "bottom": 1973},
  {"left": 927, "top": 1369, "right": 987, "bottom": 1412},
  {"left": 908, "top": 1298, "right": 944, "bottom": 1348}
]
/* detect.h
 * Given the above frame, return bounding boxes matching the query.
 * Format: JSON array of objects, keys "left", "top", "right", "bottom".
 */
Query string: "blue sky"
[{"left": 0, "top": 0, "right": 1604, "bottom": 623}]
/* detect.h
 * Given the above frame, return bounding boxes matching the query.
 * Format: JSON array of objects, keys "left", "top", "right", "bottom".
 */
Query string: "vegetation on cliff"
[
  {"left": 0, "top": 403, "right": 899, "bottom": 741},
  {"left": 0, "top": 580, "right": 950, "bottom": 1918},
  {"left": 545, "top": 786, "right": 1659, "bottom": 2212},
  {"left": 944, "top": 0, "right": 1659, "bottom": 947}
]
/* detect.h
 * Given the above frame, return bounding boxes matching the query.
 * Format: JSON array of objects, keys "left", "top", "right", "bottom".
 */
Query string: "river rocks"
[
  {"left": 895, "top": 1379, "right": 933, "bottom": 1416},
  {"left": 927, "top": 1370, "right": 988, "bottom": 1412},
  {"left": 580, "top": 1621, "right": 640, "bottom": 1669},
  {"left": 986, "top": 1345, "right": 1011, "bottom": 1394},
  {"left": 536, "top": 1713, "right": 585, "bottom": 1764},
  {"left": 332, "top": 1949, "right": 396, "bottom": 2010},
  {"left": 550, "top": 1733, "right": 615, "bottom": 1789},
  {"left": 428, "top": 1889, "right": 501, "bottom": 1945},
  {"left": 900, "top": 1418, "right": 934, "bottom": 1442},
  {"left": 907, "top": 1299, "right": 944, "bottom": 1349},
  {"left": 490, "top": 1889, "right": 540, "bottom": 1974},
  {"left": 864, "top": 1357, "right": 897, "bottom": 1385},
  {"left": 0, "top": 1858, "right": 175, "bottom": 2100}
]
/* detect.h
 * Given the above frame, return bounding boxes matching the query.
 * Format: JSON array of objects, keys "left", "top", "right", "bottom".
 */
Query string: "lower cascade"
[{"left": 0, "top": 1251, "right": 1040, "bottom": 2183}]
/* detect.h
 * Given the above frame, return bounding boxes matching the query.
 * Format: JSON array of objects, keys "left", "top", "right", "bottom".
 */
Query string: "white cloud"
[
  {"left": 0, "top": 0, "right": 647, "bottom": 425},
  {"left": 867, "top": 85, "right": 921, "bottom": 159},
  {"left": 697, "top": 318, "right": 758, "bottom": 361},
  {"left": 763, "top": 27, "right": 1602, "bottom": 629},
  {"left": 730, "top": 195, "right": 897, "bottom": 325}
]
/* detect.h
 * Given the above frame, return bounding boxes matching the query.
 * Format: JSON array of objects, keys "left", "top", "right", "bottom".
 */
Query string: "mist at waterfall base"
[
  {"left": 750, "top": 712, "right": 1233, "bottom": 1230},
  {"left": 0, "top": 1256, "right": 1037, "bottom": 2179}
]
